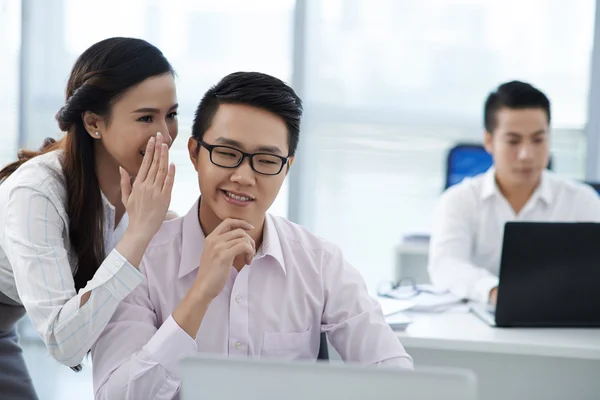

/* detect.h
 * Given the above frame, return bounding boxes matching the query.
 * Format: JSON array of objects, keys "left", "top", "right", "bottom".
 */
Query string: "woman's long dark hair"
[{"left": 0, "top": 37, "right": 174, "bottom": 294}]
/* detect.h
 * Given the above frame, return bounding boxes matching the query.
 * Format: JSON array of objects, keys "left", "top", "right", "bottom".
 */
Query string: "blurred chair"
[
  {"left": 584, "top": 181, "right": 600, "bottom": 196},
  {"left": 445, "top": 143, "right": 493, "bottom": 189}
]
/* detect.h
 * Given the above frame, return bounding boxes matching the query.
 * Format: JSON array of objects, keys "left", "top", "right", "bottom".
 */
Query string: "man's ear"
[
  {"left": 483, "top": 131, "right": 493, "bottom": 154},
  {"left": 285, "top": 156, "right": 295, "bottom": 175},
  {"left": 188, "top": 137, "right": 200, "bottom": 172},
  {"left": 82, "top": 111, "right": 105, "bottom": 139}
]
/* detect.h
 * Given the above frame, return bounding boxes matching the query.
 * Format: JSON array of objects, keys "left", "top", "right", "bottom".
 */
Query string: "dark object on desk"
[
  {"left": 477, "top": 222, "right": 600, "bottom": 328},
  {"left": 444, "top": 143, "right": 552, "bottom": 190}
]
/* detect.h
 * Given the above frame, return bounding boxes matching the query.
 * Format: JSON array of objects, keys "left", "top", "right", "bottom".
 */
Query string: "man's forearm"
[{"left": 172, "top": 282, "right": 213, "bottom": 338}]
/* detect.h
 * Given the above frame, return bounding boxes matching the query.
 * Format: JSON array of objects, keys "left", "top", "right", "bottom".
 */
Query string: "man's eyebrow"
[{"left": 214, "top": 137, "right": 284, "bottom": 155}]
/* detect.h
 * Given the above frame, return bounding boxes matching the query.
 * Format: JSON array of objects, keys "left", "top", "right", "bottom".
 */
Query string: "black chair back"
[{"left": 317, "top": 332, "right": 329, "bottom": 361}]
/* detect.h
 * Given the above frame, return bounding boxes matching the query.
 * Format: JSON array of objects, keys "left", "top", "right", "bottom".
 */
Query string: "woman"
[{"left": 0, "top": 37, "right": 178, "bottom": 399}]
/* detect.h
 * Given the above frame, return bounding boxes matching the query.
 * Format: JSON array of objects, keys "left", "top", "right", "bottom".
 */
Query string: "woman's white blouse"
[{"left": 0, "top": 151, "right": 143, "bottom": 366}]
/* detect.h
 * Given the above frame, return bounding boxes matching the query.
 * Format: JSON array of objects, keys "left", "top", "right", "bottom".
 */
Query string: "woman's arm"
[
  {"left": 5, "top": 136, "right": 175, "bottom": 366},
  {"left": 5, "top": 184, "right": 145, "bottom": 366}
]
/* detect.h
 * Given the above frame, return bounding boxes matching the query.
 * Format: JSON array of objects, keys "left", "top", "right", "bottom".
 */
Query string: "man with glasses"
[{"left": 91, "top": 72, "right": 413, "bottom": 400}]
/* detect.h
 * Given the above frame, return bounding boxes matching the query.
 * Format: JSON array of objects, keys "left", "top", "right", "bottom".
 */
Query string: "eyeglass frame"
[
  {"left": 196, "top": 139, "right": 290, "bottom": 176},
  {"left": 377, "top": 277, "right": 450, "bottom": 300}
]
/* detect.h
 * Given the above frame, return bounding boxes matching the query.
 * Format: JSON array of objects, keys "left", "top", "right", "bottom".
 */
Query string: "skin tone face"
[
  {"left": 187, "top": 103, "right": 293, "bottom": 246},
  {"left": 484, "top": 107, "right": 550, "bottom": 209},
  {"left": 82, "top": 73, "right": 178, "bottom": 210}
]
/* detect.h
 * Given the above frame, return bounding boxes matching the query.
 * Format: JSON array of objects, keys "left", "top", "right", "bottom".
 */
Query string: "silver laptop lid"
[{"left": 180, "top": 355, "right": 478, "bottom": 400}]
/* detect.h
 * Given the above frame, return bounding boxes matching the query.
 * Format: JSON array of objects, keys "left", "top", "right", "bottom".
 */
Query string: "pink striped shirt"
[{"left": 92, "top": 198, "right": 413, "bottom": 400}]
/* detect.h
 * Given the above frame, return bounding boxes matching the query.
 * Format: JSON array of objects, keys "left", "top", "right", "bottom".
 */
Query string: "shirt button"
[
  {"left": 114, "top": 261, "right": 121, "bottom": 267},
  {"left": 235, "top": 295, "right": 242, "bottom": 304},
  {"left": 235, "top": 342, "right": 241, "bottom": 349}
]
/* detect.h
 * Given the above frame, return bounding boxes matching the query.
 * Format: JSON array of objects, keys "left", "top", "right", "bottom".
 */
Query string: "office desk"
[{"left": 397, "top": 313, "right": 600, "bottom": 400}]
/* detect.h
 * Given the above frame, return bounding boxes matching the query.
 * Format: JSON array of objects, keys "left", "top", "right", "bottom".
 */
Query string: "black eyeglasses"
[
  {"left": 197, "top": 140, "right": 289, "bottom": 176},
  {"left": 377, "top": 278, "right": 452, "bottom": 299}
]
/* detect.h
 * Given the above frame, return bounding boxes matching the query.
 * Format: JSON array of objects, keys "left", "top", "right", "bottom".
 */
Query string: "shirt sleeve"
[
  {"left": 4, "top": 184, "right": 144, "bottom": 366},
  {"left": 427, "top": 187, "right": 498, "bottom": 303},
  {"left": 320, "top": 245, "right": 414, "bottom": 369},
  {"left": 92, "top": 274, "right": 197, "bottom": 400},
  {"left": 574, "top": 184, "right": 600, "bottom": 222}
]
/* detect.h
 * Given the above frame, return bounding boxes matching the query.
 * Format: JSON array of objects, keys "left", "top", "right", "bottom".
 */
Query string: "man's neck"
[
  {"left": 495, "top": 175, "right": 540, "bottom": 215},
  {"left": 198, "top": 198, "right": 264, "bottom": 270}
]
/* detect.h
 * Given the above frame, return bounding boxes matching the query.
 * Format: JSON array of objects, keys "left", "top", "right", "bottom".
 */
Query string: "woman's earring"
[{"left": 94, "top": 132, "right": 100, "bottom": 137}]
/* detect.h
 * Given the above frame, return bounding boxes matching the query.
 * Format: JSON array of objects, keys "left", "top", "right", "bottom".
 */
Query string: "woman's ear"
[{"left": 82, "top": 111, "right": 104, "bottom": 139}]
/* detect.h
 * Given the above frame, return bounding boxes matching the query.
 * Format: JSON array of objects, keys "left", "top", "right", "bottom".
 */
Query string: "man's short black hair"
[
  {"left": 484, "top": 80, "right": 551, "bottom": 133},
  {"left": 192, "top": 71, "right": 303, "bottom": 156}
]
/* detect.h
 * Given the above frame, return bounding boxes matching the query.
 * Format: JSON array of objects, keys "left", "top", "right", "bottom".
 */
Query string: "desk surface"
[{"left": 397, "top": 312, "right": 600, "bottom": 360}]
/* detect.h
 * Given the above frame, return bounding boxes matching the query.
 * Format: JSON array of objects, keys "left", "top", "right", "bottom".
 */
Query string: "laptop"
[
  {"left": 471, "top": 222, "right": 600, "bottom": 328},
  {"left": 180, "top": 355, "right": 478, "bottom": 400}
]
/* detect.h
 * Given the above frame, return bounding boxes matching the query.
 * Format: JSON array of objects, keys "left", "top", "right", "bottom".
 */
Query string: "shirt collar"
[
  {"left": 481, "top": 167, "right": 553, "bottom": 205},
  {"left": 480, "top": 167, "right": 497, "bottom": 200},
  {"left": 256, "top": 214, "right": 286, "bottom": 274},
  {"left": 99, "top": 190, "right": 131, "bottom": 226},
  {"left": 178, "top": 198, "right": 286, "bottom": 279},
  {"left": 534, "top": 171, "right": 553, "bottom": 205},
  {"left": 100, "top": 191, "right": 115, "bottom": 212}
]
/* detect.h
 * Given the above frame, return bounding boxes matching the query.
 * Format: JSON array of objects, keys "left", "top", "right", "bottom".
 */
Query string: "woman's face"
[{"left": 86, "top": 73, "right": 179, "bottom": 176}]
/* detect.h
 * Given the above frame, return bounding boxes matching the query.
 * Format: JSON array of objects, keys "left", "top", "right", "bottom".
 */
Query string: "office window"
[
  {"left": 21, "top": 0, "right": 294, "bottom": 216},
  {"left": 0, "top": 0, "right": 20, "bottom": 167},
  {"left": 298, "top": 0, "right": 595, "bottom": 290}
]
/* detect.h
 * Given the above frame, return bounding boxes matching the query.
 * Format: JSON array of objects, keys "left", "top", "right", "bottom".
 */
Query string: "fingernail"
[
  {"left": 118, "top": 166, "right": 122, "bottom": 174},
  {"left": 156, "top": 132, "right": 162, "bottom": 137}
]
